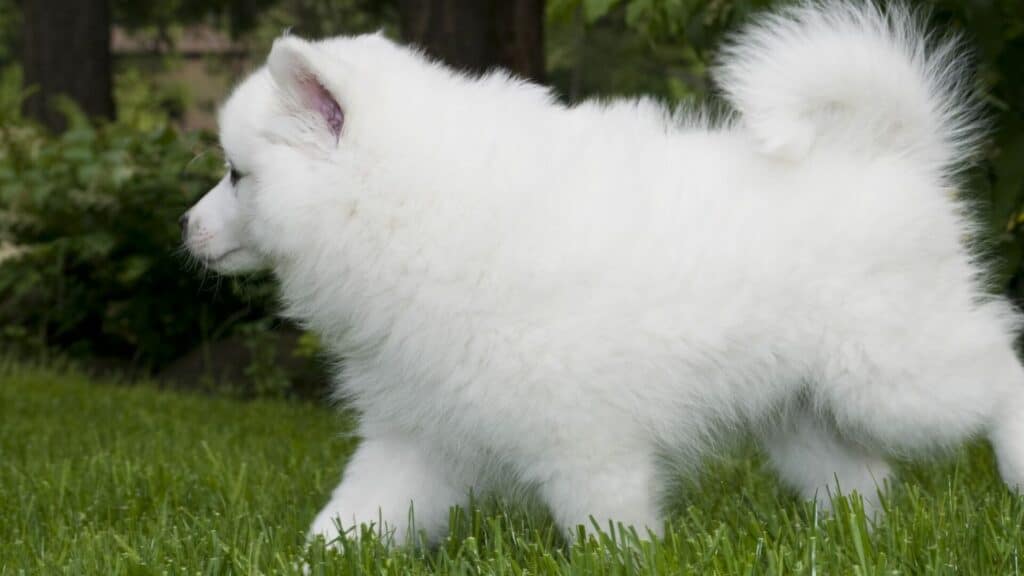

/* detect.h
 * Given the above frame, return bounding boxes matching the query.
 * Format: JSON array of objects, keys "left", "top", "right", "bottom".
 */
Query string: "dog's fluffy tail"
[{"left": 716, "top": 2, "right": 981, "bottom": 179}]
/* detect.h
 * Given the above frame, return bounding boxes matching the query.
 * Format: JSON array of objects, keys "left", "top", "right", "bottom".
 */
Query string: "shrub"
[{"left": 0, "top": 67, "right": 276, "bottom": 370}]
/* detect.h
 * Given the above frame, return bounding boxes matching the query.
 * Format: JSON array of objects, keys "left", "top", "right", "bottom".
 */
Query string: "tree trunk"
[
  {"left": 399, "top": 0, "right": 545, "bottom": 83},
  {"left": 22, "top": 0, "right": 114, "bottom": 132}
]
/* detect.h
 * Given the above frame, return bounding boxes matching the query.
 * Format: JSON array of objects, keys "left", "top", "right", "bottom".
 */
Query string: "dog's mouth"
[{"left": 200, "top": 247, "right": 244, "bottom": 268}]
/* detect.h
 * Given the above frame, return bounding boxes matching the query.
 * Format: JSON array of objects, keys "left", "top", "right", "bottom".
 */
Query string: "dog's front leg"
[{"left": 308, "top": 435, "right": 468, "bottom": 548}]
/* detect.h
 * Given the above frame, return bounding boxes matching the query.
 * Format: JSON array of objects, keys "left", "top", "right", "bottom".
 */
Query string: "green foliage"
[
  {"left": 243, "top": 0, "right": 398, "bottom": 58},
  {"left": 112, "top": 0, "right": 279, "bottom": 37},
  {"left": 263, "top": 0, "right": 396, "bottom": 37},
  {"left": 548, "top": 0, "right": 623, "bottom": 25},
  {"left": 294, "top": 329, "right": 324, "bottom": 360},
  {"left": 0, "top": 0, "right": 20, "bottom": 65},
  {"left": 546, "top": 0, "right": 748, "bottom": 103},
  {"left": 239, "top": 320, "right": 297, "bottom": 398},
  {"left": 114, "top": 66, "right": 190, "bottom": 132},
  {"left": 583, "top": 0, "right": 623, "bottom": 23},
  {"left": 0, "top": 69, "right": 275, "bottom": 369},
  {"left": 931, "top": 0, "right": 1024, "bottom": 302},
  {"left": 4, "top": 363, "right": 1024, "bottom": 574}
]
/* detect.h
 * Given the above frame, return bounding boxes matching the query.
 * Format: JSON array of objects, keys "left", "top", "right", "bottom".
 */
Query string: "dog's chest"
[{"left": 341, "top": 339, "right": 589, "bottom": 463}]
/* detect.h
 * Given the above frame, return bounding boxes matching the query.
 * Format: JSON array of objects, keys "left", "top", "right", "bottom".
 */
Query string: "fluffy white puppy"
[{"left": 183, "top": 1, "right": 1024, "bottom": 545}]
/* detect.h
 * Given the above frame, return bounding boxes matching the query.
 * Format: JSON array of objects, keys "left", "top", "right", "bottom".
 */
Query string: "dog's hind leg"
[
  {"left": 989, "top": 355, "right": 1024, "bottom": 493},
  {"left": 762, "top": 411, "right": 892, "bottom": 516},
  {"left": 818, "top": 301, "right": 1023, "bottom": 495}
]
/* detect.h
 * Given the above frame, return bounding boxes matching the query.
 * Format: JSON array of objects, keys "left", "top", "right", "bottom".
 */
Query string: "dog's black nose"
[{"left": 179, "top": 212, "right": 189, "bottom": 241}]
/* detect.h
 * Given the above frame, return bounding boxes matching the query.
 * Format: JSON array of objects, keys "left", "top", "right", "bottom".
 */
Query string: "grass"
[{"left": 1, "top": 362, "right": 1023, "bottom": 575}]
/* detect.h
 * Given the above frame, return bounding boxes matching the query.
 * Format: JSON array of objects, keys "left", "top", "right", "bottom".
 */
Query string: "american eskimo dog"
[{"left": 183, "top": 1, "right": 1024, "bottom": 545}]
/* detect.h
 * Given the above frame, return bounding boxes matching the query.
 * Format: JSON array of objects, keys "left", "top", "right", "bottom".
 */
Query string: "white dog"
[{"left": 183, "top": 1, "right": 1024, "bottom": 545}]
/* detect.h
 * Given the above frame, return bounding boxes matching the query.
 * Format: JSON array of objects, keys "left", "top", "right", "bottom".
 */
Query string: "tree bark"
[
  {"left": 22, "top": 0, "right": 114, "bottom": 132},
  {"left": 399, "top": 0, "right": 545, "bottom": 83}
]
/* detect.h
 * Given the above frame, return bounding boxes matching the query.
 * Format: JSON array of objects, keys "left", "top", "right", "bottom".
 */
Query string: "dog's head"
[{"left": 181, "top": 33, "right": 410, "bottom": 275}]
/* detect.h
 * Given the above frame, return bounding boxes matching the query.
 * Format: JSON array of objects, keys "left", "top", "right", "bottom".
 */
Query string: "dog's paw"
[{"left": 307, "top": 515, "right": 352, "bottom": 551}]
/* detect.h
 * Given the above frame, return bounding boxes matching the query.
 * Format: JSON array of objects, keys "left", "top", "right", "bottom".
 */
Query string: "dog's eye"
[{"left": 230, "top": 167, "right": 244, "bottom": 187}]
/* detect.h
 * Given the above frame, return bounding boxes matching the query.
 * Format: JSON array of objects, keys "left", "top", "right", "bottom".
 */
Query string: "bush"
[{"left": 0, "top": 67, "right": 276, "bottom": 371}]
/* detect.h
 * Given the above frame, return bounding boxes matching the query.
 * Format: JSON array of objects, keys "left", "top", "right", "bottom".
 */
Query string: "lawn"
[{"left": 2, "top": 362, "right": 1023, "bottom": 575}]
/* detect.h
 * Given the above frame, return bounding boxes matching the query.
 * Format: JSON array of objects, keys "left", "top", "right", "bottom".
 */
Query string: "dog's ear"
[{"left": 267, "top": 37, "right": 344, "bottom": 143}]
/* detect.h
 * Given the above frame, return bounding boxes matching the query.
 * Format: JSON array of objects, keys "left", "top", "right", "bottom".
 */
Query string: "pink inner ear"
[{"left": 299, "top": 76, "right": 344, "bottom": 140}]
